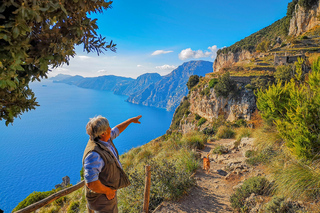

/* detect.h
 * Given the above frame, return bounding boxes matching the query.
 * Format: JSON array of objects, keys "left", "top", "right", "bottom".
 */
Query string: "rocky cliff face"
[
  {"left": 289, "top": 1, "right": 320, "bottom": 36},
  {"left": 178, "top": 85, "right": 256, "bottom": 134},
  {"left": 213, "top": 50, "right": 253, "bottom": 73},
  {"left": 127, "top": 61, "right": 213, "bottom": 111}
]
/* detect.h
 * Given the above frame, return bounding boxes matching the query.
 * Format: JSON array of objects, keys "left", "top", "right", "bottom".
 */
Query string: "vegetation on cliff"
[
  {"left": 216, "top": 0, "right": 319, "bottom": 55},
  {"left": 216, "top": 17, "right": 287, "bottom": 55}
]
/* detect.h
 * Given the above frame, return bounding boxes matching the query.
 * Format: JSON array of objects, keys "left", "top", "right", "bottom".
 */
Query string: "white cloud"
[
  {"left": 97, "top": 69, "right": 107, "bottom": 73},
  {"left": 151, "top": 50, "right": 173, "bottom": 56},
  {"left": 137, "top": 65, "right": 143, "bottom": 68},
  {"left": 77, "top": 55, "right": 91, "bottom": 60},
  {"left": 178, "top": 45, "right": 219, "bottom": 60},
  {"left": 155, "top": 64, "right": 177, "bottom": 70}
]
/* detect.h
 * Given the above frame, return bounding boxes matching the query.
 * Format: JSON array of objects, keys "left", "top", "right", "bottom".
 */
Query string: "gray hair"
[{"left": 86, "top": 115, "right": 110, "bottom": 141}]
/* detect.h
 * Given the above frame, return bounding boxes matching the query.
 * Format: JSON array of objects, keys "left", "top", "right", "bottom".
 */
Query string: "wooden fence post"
[{"left": 142, "top": 165, "right": 151, "bottom": 213}]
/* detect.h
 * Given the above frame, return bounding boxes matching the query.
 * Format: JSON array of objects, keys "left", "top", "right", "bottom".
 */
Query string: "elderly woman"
[{"left": 83, "top": 115, "right": 142, "bottom": 213}]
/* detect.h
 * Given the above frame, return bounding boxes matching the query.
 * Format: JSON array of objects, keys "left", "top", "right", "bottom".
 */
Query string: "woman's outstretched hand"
[{"left": 131, "top": 115, "right": 142, "bottom": 124}]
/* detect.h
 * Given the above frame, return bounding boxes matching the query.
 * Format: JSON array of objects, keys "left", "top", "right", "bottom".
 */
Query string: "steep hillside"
[
  {"left": 113, "top": 73, "right": 162, "bottom": 96},
  {"left": 214, "top": 0, "right": 320, "bottom": 73},
  {"left": 173, "top": 0, "right": 320, "bottom": 134},
  {"left": 127, "top": 60, "right": 213, "bottom": 111}
]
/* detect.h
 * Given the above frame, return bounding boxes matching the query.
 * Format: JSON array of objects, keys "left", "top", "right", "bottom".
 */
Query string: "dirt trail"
[{"left": 154, "top": 138, "right": 255, "bottom": 213}]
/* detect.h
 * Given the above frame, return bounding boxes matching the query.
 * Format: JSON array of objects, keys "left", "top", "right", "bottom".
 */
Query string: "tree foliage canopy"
[
  {"left": 257, "top": 58, "right": 320, "bottom": 160},
  {"left": 186, "top": 75, "right": 199, "bottom": 90},
  {"left": 214, "top": 72, "right": 238, "bottom": 98},
  {"left": 0, "top": 0, "right": 116, "bottom": 125}
]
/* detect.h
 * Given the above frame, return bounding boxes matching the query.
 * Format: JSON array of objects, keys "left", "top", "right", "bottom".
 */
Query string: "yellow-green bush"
[
  {"left": 216, "top": 125, "right": 235, "bottom": 139},
  {"left": 235, "top": 127, "right": 252, "bottom": 142},
  {"left": 257, "top": 58, "right": 320, "bottom": 160}
]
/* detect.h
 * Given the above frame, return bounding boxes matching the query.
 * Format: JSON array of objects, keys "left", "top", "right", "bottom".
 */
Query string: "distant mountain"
[
  {"left": 127, "top": 60, "right": 213, "bottom": 111},
  {"left": 51, "top": 60, "right": 213, "bottom": 111},
  {"left": 114, "top": 73, "right": 162, "bottom": 96},
  {"left": 53, "top": 75, "right": 134, "bottom": 91},
  {"left": 50, "top": 74, "right": 72, "bottom": 81}
]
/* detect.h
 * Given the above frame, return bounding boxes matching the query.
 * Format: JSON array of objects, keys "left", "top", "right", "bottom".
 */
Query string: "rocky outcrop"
[
  {"left": 55, "top": 176, "right": 70, "bottom": 189},
  {"left": 127, "top": 61, "right": 213, "bottom": 111},
  {"left": 289, "top": 1, "right": 320, "bottom": 36},
  {"left": 213, "top": 50, "right": 253, "bottom": 73},
  {"left": 178, "top": 84, "right": 256, "bottom": 134},
  {"left": 189, "top": 87, "right": 256, "bottom": 122}
]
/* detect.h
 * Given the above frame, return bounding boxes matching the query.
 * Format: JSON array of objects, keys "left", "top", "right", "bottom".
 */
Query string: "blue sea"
[{"left": 0, "top": 79, "right": 174, "bottom": 212}]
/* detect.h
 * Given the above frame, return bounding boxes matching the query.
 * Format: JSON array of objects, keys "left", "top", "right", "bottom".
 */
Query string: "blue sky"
[{"left": 50, "top": 0, "right": 292, "bottom": 78}]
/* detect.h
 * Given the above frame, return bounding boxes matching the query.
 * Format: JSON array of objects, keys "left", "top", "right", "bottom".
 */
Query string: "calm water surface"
[{"left": 0, "top": 80, "right": 174, "bottom": 212}]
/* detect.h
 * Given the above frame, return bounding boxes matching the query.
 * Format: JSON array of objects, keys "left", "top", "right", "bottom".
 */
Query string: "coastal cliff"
[
  {"left": 126, "top": 61, "right": 213, "bottom": 111},
  {"left": 289, "top": 1, "right": 320, "bottom": 36},
  {"left": 172, "top": 80, "right": 256, "bottom": 134},
  {"left": 52, "top": 61, "right": 213, "bottom": 111},
  {"left": 213, "top": 50, "right": 253, "bottom": 73}
]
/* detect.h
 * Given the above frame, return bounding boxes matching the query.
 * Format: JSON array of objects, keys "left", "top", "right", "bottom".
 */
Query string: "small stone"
[{"left": 217, "top": 169, "right": 228, "bottom": 176}]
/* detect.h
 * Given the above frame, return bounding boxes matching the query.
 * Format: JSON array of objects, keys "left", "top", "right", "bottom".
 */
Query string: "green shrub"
[
  {"left": 264, "top": 196, "right": 305, "bottom": 213},
  {"left": 250, "top": 77, "right": 272, "bottom": 91},
  {"left": 187, "top": 75, "right": 200, "bottom": 90},
  {"left": 230, "top": 177, "right": 271, "bottom": 211},
  {"left": 246, "top": 146, "right": 276, "bottom": 166},
  {"left": 298, "top": 0, "right": 318, "bottom": 9},
  {"left": 212, "top": 145, "right": 228, "bottom": 155},
  {"left": 80, "top": 167, "right": 84, "bottom": 180},
  {"left": 245, "top": 83, "right": 254, "bottom": 90},
  {"left": 170, "top": 97, "right": 190, "bottom": 130},
  {"left": 202, "top": 127, "right": 216, "bottom": 136},
  {"left": 181, "top": 132, "right": 206, "bottom": 149},
  {"left": 53, "top": 196, "right": 67, "bottom": 206},
  {"left": 13, "top": 189, "right": 60, "bottom": 211},
  {"left": 195, "top": 114, "right": 201, "bottom": 120},
  {"left": 214, "top": 72, "right": 238, "bottom": 98},
  {"left": 235, "top": 127, "right": 252, "bottom": 142},
  {"left": 275, "top": 65, "right": 294, "bottom": 83},
  {"left": 257, "top": 58, "right": 320, "bottom": 160},
  {"left": 209, "top": 78, "right": 219, "bottom": 88},
  {"left": 197, "top": 117, "right": 207, "bottom": 126},
  {"left": 256, "top": 40, "right": 271, "bottom": 52},
  {"left": 67, "top": 201, "right": 80, "bottom": 213},
  {"left": 216, "top": 125, "right": 235, "bottom": 139},
  {"left": 232, "top": 119, "right": 247, "bottom": 128},
  {"left": 119, "top": 159, "right": 196, "bottom": 212},
  {"left": 200, "top": 87, "right": 211, "bottom": 97}
]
